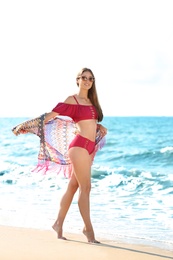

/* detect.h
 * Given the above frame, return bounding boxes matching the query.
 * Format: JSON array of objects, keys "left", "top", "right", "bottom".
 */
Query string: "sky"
[{"left": 0, "top": 0, "right": 173, "bottom": 117}]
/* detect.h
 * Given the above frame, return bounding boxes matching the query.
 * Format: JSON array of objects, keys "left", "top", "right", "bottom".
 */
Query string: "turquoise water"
[{"left": 0, "top": 116, "right": 173, "bottom": 251}]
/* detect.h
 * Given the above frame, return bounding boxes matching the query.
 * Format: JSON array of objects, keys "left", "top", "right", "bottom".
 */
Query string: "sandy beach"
[{"left": 0, "top": 225, "right": 172, "bottom": 260}]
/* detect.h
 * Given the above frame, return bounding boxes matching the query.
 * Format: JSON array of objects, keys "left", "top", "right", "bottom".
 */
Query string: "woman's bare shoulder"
[{"left": 64, "top": 95, "right": 76, "bottom": 104}]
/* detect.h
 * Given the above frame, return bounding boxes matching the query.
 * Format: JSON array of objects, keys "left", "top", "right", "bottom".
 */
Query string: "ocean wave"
[
  {"left": 160, "top": 146, "right": 173, "bottom": 153},
  {"left": 92, "top": 164, "right": 173, "bottom": 196},
  {"left": 99, "top": 147, "right": 173, "bottom": 170}
]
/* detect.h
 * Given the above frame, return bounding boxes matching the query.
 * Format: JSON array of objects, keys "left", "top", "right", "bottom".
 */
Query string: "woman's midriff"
[{"left": 75, "top": 120, "right": 97, "bottom": 142}]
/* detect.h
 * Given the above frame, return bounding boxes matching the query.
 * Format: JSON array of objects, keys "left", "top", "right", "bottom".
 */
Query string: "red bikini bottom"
[{"left": 69, "top": 134, "right": 95, "bottom": 155}]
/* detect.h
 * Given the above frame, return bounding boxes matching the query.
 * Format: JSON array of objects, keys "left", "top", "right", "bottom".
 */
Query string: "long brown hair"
[{"left": 76, "top": 68, "right": 103, "bottom": 122}]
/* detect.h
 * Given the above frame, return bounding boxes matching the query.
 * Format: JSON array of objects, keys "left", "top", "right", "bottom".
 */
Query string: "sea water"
[{"left": 0, "top": 116, "right": 173, "bottom": 252}]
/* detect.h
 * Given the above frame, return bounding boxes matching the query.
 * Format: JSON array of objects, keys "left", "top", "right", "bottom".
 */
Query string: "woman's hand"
[
  {"left": 97, "top": 124, "right": 107, "bottom": 136},
  {"left": 12, "top": 126, "right": 28, "bottom": 136}
]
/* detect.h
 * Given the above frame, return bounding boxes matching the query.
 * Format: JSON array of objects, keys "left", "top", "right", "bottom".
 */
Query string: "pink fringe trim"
[{"left": 32, "top": 161, "right": 73, "bottom": 178}]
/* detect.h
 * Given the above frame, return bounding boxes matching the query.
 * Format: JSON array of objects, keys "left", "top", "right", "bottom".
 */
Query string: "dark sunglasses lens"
[
  {"left": 81, "top": 76, "right": 94, "bottom": 82},
  {"left": 89, "top": 77, "right": 94, "bottom": 82}
]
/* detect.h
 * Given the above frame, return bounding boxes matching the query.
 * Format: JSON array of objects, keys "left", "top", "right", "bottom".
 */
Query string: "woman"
[{"left": 13, "top": 67, "right": 107, "bottom": 243}]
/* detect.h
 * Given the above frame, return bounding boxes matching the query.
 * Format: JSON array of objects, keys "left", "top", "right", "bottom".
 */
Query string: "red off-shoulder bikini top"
[{"left": 52, "top": 96, "right": 98, "bottom": 123}]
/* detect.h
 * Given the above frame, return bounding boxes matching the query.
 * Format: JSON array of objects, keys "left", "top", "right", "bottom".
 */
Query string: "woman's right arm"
[
  {"left": 12, "top": 111, "right": 59, "bottom": 136},
  {"left": 44, "top": 111, "right": 59, "bottom": 124}
]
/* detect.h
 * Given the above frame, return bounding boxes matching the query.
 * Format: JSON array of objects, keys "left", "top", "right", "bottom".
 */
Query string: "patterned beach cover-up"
[{"left": 12, "top": 114, "right": 106, "bottom": 178}]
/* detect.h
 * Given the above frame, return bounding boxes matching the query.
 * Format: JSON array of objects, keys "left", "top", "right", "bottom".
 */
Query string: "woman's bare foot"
[
  {"left": 83, "top": 228, "right": 100, "bottom": 244},
  {"left": 52, "top": 222, "right": 67, "bottom": 240}
]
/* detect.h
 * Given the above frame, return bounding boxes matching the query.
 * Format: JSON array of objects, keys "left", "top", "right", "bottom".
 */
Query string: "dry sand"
[{"left": 0, "top": 225, "right": 172, "bottom": 260}]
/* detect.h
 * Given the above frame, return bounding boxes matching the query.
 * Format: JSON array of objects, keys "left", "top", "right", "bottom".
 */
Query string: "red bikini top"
[{"left": 52, "top": 96, "right": 98, "bottom": 123}]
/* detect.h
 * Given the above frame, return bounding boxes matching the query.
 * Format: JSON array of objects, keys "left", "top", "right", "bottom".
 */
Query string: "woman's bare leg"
[
  {"left": 52, "top": 173, "right": 78, "bottom": 239},
  {"left": 68, "top": 147, "right": 100, "bottom": 243}
]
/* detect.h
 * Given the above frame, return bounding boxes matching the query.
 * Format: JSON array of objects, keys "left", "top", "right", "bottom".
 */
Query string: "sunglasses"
[{"left": 78, "top": 76, "right": 95, "bottom": 82}]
